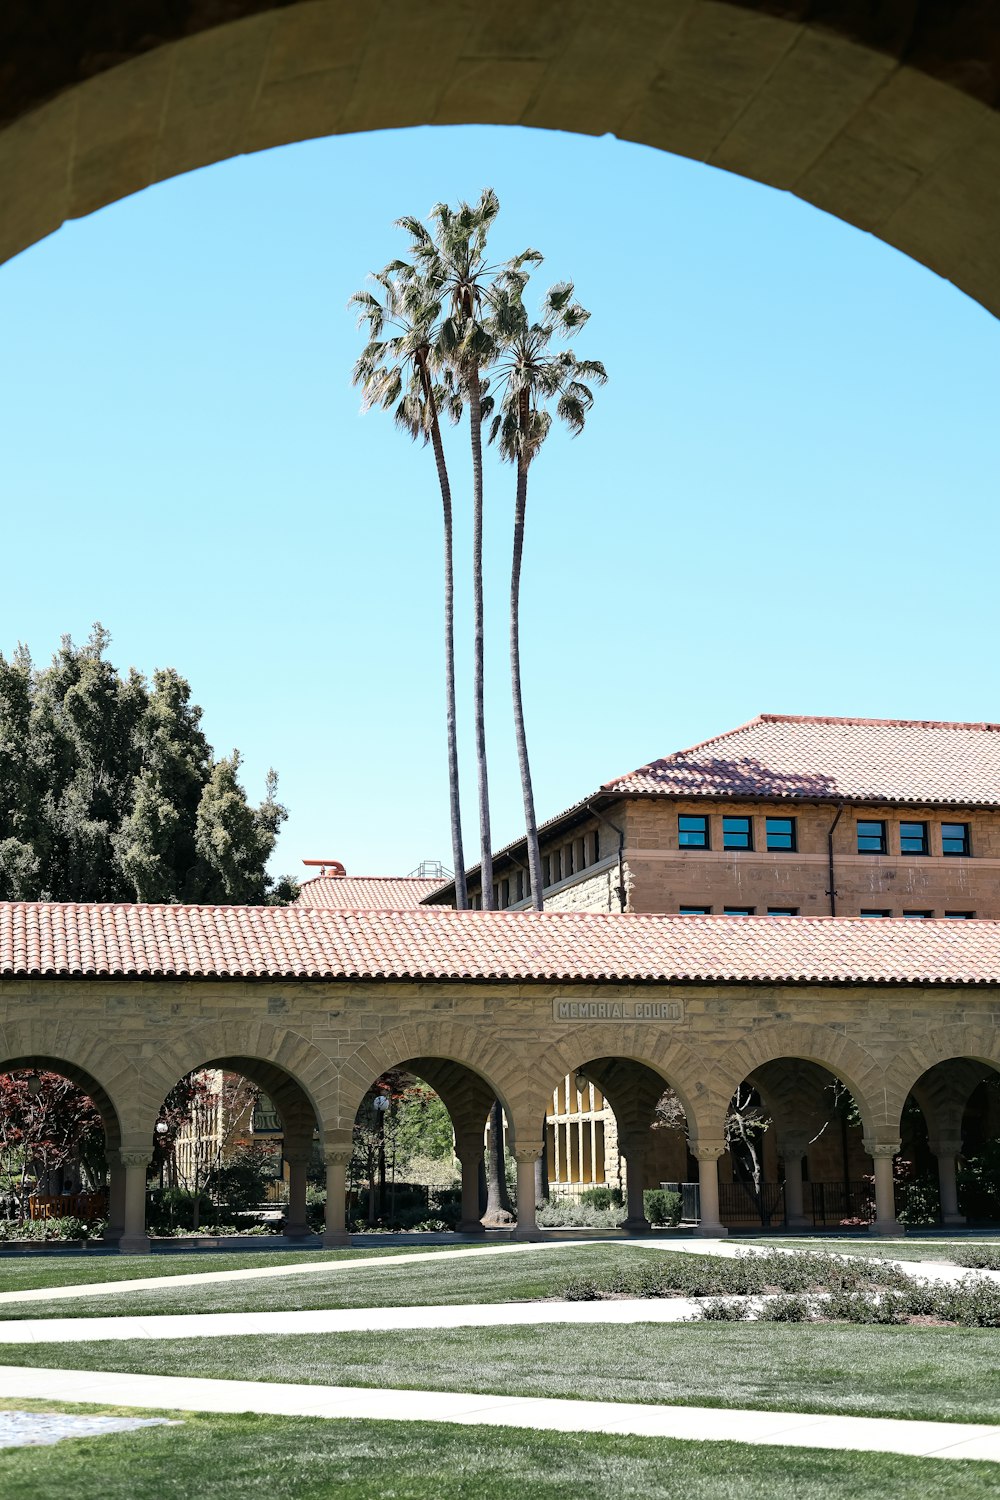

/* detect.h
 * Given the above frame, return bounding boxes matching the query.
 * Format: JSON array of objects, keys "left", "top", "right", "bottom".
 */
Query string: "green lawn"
[
  {"left": 0, "top": 1244, "right": 452, "bottom": 1296},
  {"left": 0, "top": 1405, "right": 995, "bottom": 1500},
  {"left": 4, "top": 1321, "right": 999, "bottom": 1426},
  {"left": 0, "top": 1244, "right": 644, "bottom": 1320}
]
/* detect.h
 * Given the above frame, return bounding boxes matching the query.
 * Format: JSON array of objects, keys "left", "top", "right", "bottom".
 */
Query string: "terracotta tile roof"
[
  {"left": 605, "top": 714, "right": 1000, "bottom": 806},
  {"left": 0, "top": 904, "right": 998, "bottom": 986},
  {"left": 296, "top": 876, "right": 440, "bottom": 910}
]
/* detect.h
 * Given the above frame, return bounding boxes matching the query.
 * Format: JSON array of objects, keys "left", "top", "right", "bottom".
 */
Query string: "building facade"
[{"left": 426, "top": 715, "right": 1000, "bottom": 1203}]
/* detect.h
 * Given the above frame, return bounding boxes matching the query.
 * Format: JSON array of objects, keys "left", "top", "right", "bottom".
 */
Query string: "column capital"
[
  {"left": 454, "top": 1139, "right": 484, "bottom": 1167},
  {"left": 323, "top": 1149, "right": 352, "bottom": 1168},
  {"left": 620, "top": 1131, "right": 650, "bottom": 1160},
  {"left": 119, "top": 1151, "right": 151, "bottom": 1170},
  {"left": 693, "top": 1140, "right": 725, "bottom": 1162},
  {"left": 284, "top": 1148, "right": 313, "bottom": 1167},
  {"left": 929, "top": 1138, "right": 963, "bottom": 1159},
  {"left": 513, "top": 1146, "right": 542, "bottom": 1165},
  {"left": 863, "top": 1139, "right": 900, "bottom": 1159}
]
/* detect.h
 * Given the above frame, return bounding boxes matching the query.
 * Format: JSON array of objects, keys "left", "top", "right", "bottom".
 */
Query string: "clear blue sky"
[{"left": 0, "top": 125, "right": 996, "bottom": 880}]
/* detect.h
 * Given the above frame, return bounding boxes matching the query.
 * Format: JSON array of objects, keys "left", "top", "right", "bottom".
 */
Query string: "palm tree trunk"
[
  {"left": 418, "top": 351, "right": 468, "bottom": 909},
  {"left": 485, "top": 1098, "right": 514, "bottom": 1221},
  {"left": 469, "top": 365, "right": 493, "bottom": 910},
  {"left": 510, "top": 438, "right": 543, "bottom": 910}
]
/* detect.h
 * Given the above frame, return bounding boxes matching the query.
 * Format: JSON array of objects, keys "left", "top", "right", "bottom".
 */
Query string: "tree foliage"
[
  {"left": 0, "top": 625, "right": 288, "bottom": 903},
  {"left": 0, "top": 1071, "right": 105, "bottom": 1214}
]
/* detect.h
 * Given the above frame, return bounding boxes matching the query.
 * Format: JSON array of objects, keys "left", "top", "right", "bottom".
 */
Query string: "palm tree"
[
  {"left": 397, "top": 191, "right": 540, "bottom": 914},
  {"left": 349, "top": 267, "right": 469, "bottom": 908},
  {"left": 488, "top": 280, "right": 607, "bottom": 910}
]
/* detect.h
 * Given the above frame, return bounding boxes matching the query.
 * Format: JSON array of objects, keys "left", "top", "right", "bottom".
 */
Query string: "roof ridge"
[{"left": 756, "top": 714, "right": 1000, "bottom": 732}]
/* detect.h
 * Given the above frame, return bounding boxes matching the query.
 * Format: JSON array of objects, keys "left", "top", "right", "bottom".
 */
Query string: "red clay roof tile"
[
  {"left": 0, "top": 904, "right": 997, "bottom": 985},
  {"left": 606, "top": 714, "right": 1000, "bottom": 805},
  {"left": 296, "top": 876, "right": 439, "bottom": 910}
]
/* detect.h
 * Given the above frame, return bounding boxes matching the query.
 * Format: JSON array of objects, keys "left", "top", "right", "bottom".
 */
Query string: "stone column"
[
  {"left": 864, "top": 1139, "right": 905, "bottom": 1236},
  {"left": 284, "top": 1147, "right": 312, "bottom": 1239},
  {"left": 930, "top": 1137, "right": 965, "bottom": 1226},
  {"left": 781, "top": 1135, "right": 810, "bottom": 1229},
  {"left": 693, "top": 1142, "right": 728, "bottom": 1237},
  {"left": 455, "top": 1133, "right": 486, "bottom": 1235},
  {"left": 118, "top": 1150, "right": 151, "bottom": 1254},
  {"left": 322, "top": 1149, "right": 352, "bottom": 1248},
  {"left": 513, "top": 1147, "right": 542, "bottom": 1240},
  {"left": 105, "top": 1149, "right": 126, "bottom": 1246},
  {"left": 618, "top": 1133, "right": 651, "bottom": 1233}
]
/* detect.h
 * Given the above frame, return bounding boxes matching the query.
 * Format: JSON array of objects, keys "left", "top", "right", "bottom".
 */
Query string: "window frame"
[
  {"left": 678, "top": 814, "right": 710, "bottom": 850},
  {"left": 859, "top": 909, "right": 891, "bottom": 918},
  {"left": 941, "top": 822, "right": 971, "bottom": 857},
  {"left": 902, "top": 910, "right": 932, "bottom": 919},
  {"left": 899, "top": 820, "right": 929, "bottom": 857},
  {"left": 945, "top": 911, "right": 975, "bottom": 919},
  {"left": 723, "top": 906, "right": 755, "bottom": 916},
  {"left": 765, "top": 816, "right": 797, "bottom": 852},
  {"left": 678, "top": 905, "right": 712, "bottom": 915},
  {"left": 856, "top": 819, "right": 887, "bottom": 855},
  {"left": 722, "top": 815, "right": 754, "bottom": 851},
  {"left": 767, "top": 907, "right": 799, "bottom": 916}
]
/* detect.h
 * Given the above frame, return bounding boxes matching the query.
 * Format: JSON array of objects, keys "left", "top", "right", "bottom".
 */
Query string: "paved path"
[
  {"left": 0, "top": 1296, "right": 714, "bottom": 1343},
  {"left": 1, "top": 1364, "right": 998, "bottom": 1463}
]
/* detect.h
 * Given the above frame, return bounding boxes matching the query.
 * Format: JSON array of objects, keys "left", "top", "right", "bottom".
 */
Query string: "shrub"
[
  {"left": 579, "top": 1186, "right": 624, "bottom": 1210},
  {"left": 148, "top": 1188, "right": 213, "bottom": 1233},
  {"left": 755, "top": 1293, "right": 814, "bottom": 1322},
  {"left": 0, "top": 1214, "right": 93, "bottom": 1242},
  {"left": 537, "top": 1200, "right": 623, "bottom": 1228},
  {"left": 699, "top": 1298, "right": 750, "bottom": 1321},
  {"left": 957, "top": 1246, "right": 1000, "bottom": 1272},
  {"left": 643, "top": 1189, "right": 681, "bottom": 1226}
]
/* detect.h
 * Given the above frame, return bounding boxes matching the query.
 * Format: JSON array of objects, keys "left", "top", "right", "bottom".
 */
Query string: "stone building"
[
  {"left": 426, "top": 715, "right": 1000, "bottom": 1205},
  {"left": 0, "top": 901, "right": 997, "bottom": 1249}
]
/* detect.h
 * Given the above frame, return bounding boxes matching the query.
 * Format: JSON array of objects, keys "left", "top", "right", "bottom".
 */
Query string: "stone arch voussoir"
[
  {"left": 714, "top": 1023, "right": 887, "bottom": 1138},
  {"left": 0, "top": 1017, "right": 141, "bottom": 1145},
  {"left": 882, "top": 1025, "right": 1000, "bottom": 1135},
  {"left": 518, "top": 1026, "right": 716, "bottom": 1143},
  {"left": 138, "top": 1020, "right": 338, "bottom": 1139},
  {"left": 335, "top": 1020, "right": 523, "bottom": 1137}
]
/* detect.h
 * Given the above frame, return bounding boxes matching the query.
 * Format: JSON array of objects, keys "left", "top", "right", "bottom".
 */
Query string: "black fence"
[{"left": 670, "top": 1180, "right": 877, "bottom": 1229}]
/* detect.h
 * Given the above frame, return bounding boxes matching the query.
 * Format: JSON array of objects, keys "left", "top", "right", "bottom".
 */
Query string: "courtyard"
[{"left": 1, "top": 1234, "right": 1000, "bottom": 1496}]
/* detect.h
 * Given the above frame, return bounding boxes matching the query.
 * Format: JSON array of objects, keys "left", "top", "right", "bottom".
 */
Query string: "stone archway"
[{"left": 3, "top": 2, "right": 1000, "bottom": 315}]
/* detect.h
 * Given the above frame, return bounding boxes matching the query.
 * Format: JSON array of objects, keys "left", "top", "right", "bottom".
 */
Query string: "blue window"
[
  {"left": 679, "top": 906, "right": 711, "bottom": 915},
  {"left": 900, "top": 821, "right": 928, "bottom": 856},
  {"left": 765, "top": 817, "right": 796, "bottom": 852},
  {"left": 678, "top": 815, "right": 709, "bottom": 849},
  {"left": 722, "top": 816, "right": 753, "bottom": 850},
  {"left": 942, "top": 823, "right": 970, "bottom": 857},
  {"left": 724, "top": 906, "right": 754, "bottom": 916},
  {"left": 903, "top": 911, "right": 932, "bottom": 919},
  {"left": 859, "top": 909, "right": 891, "bottom": 918},
  {"left": 857, "top": 821, "right": 886, "bottom": 854},
  {"left": 767, "top": 907, "right": 799, "bottom": 916}
]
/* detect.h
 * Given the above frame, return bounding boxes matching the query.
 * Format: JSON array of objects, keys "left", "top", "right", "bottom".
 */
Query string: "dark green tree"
[{"left": 0, "top": 627, "right": 288, "bottom": 904}]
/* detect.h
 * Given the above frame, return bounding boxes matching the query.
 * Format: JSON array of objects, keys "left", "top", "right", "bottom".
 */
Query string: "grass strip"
[
  {"left": 0, "top": 1244, "right": 449, "bottom": 1296},
  {"left": 0, "top": 1404, "right": 997, "bottom": 1499},
  {"left": 0, "top": 1244, "right": 651, "bottom": 1319},
  {"left": 3, "top": 1320, "right": 999, "bottom": 1426}
]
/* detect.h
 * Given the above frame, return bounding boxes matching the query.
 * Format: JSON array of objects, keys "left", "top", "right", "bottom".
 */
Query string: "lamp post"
[{"left": 155, "top": 1120, "right": 170, "bottom": 1193}]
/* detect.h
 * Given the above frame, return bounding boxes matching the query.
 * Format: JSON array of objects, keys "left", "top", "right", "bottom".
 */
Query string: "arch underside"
[{"left": 1, "top": 0, "right": 999, "bottom": 316}]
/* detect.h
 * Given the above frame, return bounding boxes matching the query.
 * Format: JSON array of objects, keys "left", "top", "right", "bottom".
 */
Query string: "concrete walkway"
[
  {"left": 0, "top": 1296, "right": 715, "bottom": 1342},
  {"left": 2, "top": 1364, "right": 998, "bottom": 1463}
]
